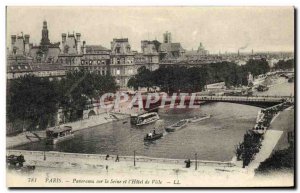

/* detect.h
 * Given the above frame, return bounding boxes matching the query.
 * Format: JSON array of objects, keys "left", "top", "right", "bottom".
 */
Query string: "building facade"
[
  {"left": 58, "top": 31, "right": 111, "bottom": 75},
  {"left": 110, "top": 38, "right": 136, "bottom": 88},
  {"left": 134, "top": 40, "right": 160, "bottom": 71}
]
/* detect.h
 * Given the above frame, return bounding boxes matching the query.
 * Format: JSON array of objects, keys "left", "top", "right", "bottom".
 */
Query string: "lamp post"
[
  {"left": 134, "top": 150, "right": 136, "bottom": 166},
  {"left": 195, "top": 153, "right": 197, "bottom": 170}
]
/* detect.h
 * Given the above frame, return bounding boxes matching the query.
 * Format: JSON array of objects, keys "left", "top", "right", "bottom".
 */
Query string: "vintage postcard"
[{"left": 6, "top": 6, "right": 295, "bottom": 187}]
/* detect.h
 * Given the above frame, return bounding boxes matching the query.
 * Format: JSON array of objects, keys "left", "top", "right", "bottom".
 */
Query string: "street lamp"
[
  {"left": 134, "top": 150, "right": 136, "bottom": 167},
  {"left": 195, "top": 153, "right": 197, "bottom": 170}
]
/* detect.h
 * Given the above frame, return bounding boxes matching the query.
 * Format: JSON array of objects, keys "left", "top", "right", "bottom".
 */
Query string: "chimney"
[
  {"left": 24, "top": 34, "right": 30, "bottom": 44},
  {"left": 83, "top": 41, "right": 86, "bottom": 54},
  {"left": 76, "top": 33, "right": 81, "bottom": 41},
  {"left": 62, "top": 33, "right": 66, "bottom": 43},
  {"left": 11, "top": 35, "right": 16, "bottom": 45},
  {"left": 24, "top": 34, "right": 30, "bottom": 55},
  {"left": 10, "top": 35, "right": 16, "bottom": 54},
  {"left": 61, "top": 33, "right": 66, "bottom": 51},
  {"left": 76, "top": 33, "right": 81, "bottom": 54}
]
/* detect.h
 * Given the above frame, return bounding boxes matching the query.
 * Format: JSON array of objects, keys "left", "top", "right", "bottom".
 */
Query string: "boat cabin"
[{"left": 46, "top": 126, "right": 73, "bottom": 139}]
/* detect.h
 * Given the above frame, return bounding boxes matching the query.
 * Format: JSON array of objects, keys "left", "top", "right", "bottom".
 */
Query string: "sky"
[{"left": 6, "top": 6, "right": 294, "bottom": 54}]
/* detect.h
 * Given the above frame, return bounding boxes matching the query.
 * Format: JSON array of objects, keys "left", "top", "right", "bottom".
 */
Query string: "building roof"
[
  {"left": 85, "top": 45, "right": 110, "bottom": 53},
  {"left": 7, "top": 63, "right": 67, "bottom": 73},
  {"left": 159, "top": 43, "right": 185, "bottom": 52}
]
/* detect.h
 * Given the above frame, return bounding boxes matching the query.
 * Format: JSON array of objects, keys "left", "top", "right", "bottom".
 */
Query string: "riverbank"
[{"left": 6, "top": 113, "right": 129, "bottom": 148}]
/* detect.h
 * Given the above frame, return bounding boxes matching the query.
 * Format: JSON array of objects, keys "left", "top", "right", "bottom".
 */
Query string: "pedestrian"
[
  {"left": 115, "top": 155, "right": 119, "bottom": 162},
  {"left": 184, "top": 159, "right": 191, "bottom": 168}
]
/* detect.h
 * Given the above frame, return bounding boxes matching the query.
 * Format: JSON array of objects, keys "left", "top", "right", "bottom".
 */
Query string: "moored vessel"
[
  {"left": 131, "top": 112, "right": 160, "bottom": 126},
  {"left": 165, "top": 119, "right": 188, "bottom": 132},
  {"left": 188, "top": 114, "right": 211, "bottom": 123},
  {"left": 46, "top": 126, "right": 74, "bottom": 145}
]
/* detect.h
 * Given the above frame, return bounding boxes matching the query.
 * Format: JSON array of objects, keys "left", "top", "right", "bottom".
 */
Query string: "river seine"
[{"left": 13, "top": 80, "right": 293, "bottom": 161}]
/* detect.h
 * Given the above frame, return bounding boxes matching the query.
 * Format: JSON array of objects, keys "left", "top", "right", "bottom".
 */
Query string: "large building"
[
  {"left": 134, "top": 40, "right": 160, "bottom": 71},
  {"left": 110, "top": 38, "right": 136, "bottom": 87},
  {"left": 29, "top": 21, "right": 61, "bottom": 63},
  {"left": 58, "top": 31, "right": 111, "bottom": 75}
]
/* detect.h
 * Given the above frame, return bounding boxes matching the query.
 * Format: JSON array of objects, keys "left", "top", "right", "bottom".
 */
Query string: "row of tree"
[
  {"left": 128, "top": 59, "right": 271, "bottom": 93},
  {"left": 273, "top": 59, "right": 294, "bottom": 70},
  {"left": 235, "top": 131, "right": 263, "bottom": 168},
  {"left": 7, "top": 70, "right": 118, "bottom": 133}
]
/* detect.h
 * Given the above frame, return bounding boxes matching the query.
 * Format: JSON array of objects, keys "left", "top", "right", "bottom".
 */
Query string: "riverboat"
[
  {"left": 131, "top": 112, "right": 160, "bottom": 126},
  {"left": 188, "top": 114, "right": 211, "bottom": 123},
  {"left": 165, "top": 119, "right": 188, "bottom": 132},
  {"left": 144, "top": 133, "right": 163, "bottom": 141},
  {"left": 46, "top": 126, "right": 74, "bottom": 145}
]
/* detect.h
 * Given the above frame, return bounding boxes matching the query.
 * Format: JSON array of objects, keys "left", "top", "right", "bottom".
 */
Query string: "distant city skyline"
[{"left": 7, "top": 6, "right": 294, "bottom": 54}]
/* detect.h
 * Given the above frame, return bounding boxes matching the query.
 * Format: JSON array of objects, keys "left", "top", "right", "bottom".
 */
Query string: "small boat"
[
  {"left": 144, "top": 133, "right": 163, "bottom": 141},
  {"left": 165, "top": 119, "right": 188, "bottom": 132},
  {"left": 131, "top": 112, "right": 160, "bottom": 126},
  {"left": 188, "top": 114, "right": 211, "bottom": 123},
  {"left": 46, "top": 125, "right": 74, "bottom": 145}
]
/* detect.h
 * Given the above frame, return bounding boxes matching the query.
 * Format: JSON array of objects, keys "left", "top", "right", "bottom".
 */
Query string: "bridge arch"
[{"left": 88, "top": 110, "right": 96, "bottom": 117}]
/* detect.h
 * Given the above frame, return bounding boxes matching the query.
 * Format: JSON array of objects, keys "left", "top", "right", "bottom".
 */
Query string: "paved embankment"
[
  {"left": 250, "top": 107, "right": 293, "bottom": 171},
  {"left": 7, "top": 113, "right": 129, "bottom": 148}
]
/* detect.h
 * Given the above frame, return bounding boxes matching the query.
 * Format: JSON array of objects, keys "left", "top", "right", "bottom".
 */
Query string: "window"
[
  {"left": 116, "top": 68, "right": 120, "bottom": 75},
  {"left": 116, "top": 47, "right": 120, "bottom": 53},
  {"left": 126, "top": 46, "right": 131, "bottom": 53}
]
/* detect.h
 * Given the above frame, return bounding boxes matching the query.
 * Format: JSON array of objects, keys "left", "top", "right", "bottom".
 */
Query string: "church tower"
[{"left": 41, "top": 20, "right": 50, "bottom": 45}]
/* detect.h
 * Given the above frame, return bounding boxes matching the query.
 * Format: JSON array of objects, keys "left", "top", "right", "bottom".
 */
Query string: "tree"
[
  {"left": 274, "top": 59, "right": 294, "bottom": 70},
  {"left": 57, "top": 70, "right": 118, "bottom": 121},
  {"left": 7, "top": 75, "right": 59, "bottom": 131}
]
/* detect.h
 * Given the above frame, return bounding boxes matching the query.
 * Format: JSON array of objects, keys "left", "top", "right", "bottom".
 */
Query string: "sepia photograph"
[{"left": 5, "top": 6, "right": 295, "bottom": 188}]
